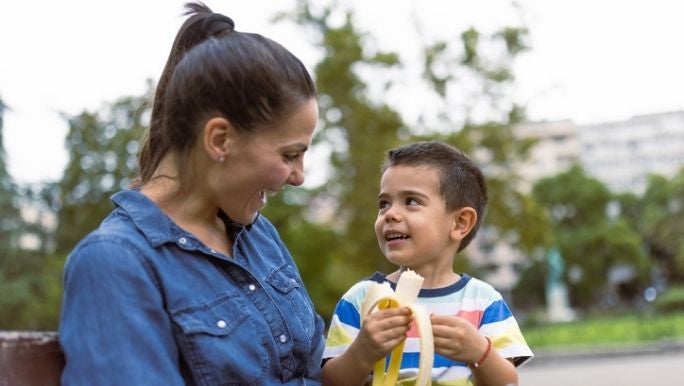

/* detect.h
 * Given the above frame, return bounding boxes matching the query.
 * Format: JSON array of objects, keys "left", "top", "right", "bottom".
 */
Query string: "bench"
[{"left": 0, "top": 331, "right": 63, "bottom": 386}]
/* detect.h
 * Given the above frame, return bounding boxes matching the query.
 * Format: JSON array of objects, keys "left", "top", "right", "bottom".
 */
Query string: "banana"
[{"left": 360, "top": 269, "right": 433, "bottom": 386}]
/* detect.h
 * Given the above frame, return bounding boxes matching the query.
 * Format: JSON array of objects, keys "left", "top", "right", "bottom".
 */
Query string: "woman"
[{"left": 58, "top": 2, "right": 324, "bottom": 385}]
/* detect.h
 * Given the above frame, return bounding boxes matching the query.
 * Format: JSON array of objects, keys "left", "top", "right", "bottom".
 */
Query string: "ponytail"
[{"left": 138, "top": 2, "right": 235, "bottom": 184}]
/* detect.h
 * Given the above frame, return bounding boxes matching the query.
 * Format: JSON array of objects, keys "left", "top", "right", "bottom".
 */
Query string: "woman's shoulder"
[
  {"left": 65, "top": 210, "right": 153, "bottom": 275},
  {"left": 75, "top": 206, "right": 145, "bottom": 247}
]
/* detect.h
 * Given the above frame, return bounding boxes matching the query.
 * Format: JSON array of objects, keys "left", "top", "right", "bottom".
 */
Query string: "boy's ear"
[
  {"left": 450, "top": 207, "right": 478, "bottom": 242},
  {"left": 202, "top": 117, "right": 238, "bottom": 161}
]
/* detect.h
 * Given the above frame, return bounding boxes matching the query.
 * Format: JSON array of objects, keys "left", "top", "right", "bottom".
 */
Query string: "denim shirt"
[{"left": 59, "top": 190, "right": 325, "bottom": 386}]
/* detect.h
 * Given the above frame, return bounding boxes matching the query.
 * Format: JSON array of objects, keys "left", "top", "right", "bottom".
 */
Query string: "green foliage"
[
  {"left": 612, "top": 169, "right": 684, "bottom": 283},
  {"left": 54, "top": 84, "right": 152, "bottom": 253},
  {"left": 291, "top": 2, "right": 405, "bottom": 281},
  {"left": 496, "top": 27, "right": 530, "bottom": 56},
  {"left": 274, "top": 0, "right": 552, "bottom": 323},
  {"left": 0, "top": 95, "right": 49, "bottom": 329},
  {"left": 530, "top": 165, "right": 650, "bottom": 308},
  {"left": 511, "top": 257, "right": 547, "bottom": 310},
  {"left": 0, "top": 96, "right": 22, "bottom": 247},
  {"left": 653, "top": 286, "right": 684, "bottom": 313},
  {"left": 533, "top": 165, "right": 612, "bottom": 228},
  {"left": 7, "top": 1, "right": 683, "bottom": 332},
  {"left": 417, "top": 16, "right": 549, "bottom": 257},
  {"left": 640, "top": 169, "right": 684, "bottom": 282},
  {"left": 0, "top": 250, "right": 37, "bottom": 328},
  {"left": 0, "top": 249, "right": 66, "bottom": 329}
]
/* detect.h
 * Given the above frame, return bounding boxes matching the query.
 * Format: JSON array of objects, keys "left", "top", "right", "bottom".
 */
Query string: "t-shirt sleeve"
[
  {"left": 479, "top": 292, "right": 534, "bottom": 367},
  {"left": 323, "top": 280, "right": 369, "bottom": 359}
]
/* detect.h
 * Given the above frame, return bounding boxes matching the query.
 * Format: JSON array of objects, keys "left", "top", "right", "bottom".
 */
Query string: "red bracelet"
[{"left": 468, "top": 336, "right": 492, "bottom": 370}]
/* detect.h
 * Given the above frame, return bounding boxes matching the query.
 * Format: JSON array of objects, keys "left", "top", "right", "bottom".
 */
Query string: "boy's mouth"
[{"left": 385, "top": 232, "right": 410, "bottom": 241}]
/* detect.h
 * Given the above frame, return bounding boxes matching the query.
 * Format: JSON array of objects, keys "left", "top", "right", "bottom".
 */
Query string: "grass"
[{"left": 522, "top": 311, "right": 684, "bottom": 350}]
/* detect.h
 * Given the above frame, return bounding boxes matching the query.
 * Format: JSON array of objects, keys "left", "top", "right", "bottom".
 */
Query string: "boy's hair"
[{"left": 382, "top": 140, "right": 488, "bottom": 252}]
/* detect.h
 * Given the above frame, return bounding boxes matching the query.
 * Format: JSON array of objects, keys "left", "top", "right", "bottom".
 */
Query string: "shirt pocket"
[
  {"left": 171, "top": 293, "right": 270, "bottom": 386},
  {"left": 265, "top": 264, "right": 316, "bottom": 341}
]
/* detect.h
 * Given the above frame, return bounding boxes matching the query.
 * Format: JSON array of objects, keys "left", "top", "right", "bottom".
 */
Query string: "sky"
[{"left": 1, "top": 0, "right": 683, "bottom": 185}]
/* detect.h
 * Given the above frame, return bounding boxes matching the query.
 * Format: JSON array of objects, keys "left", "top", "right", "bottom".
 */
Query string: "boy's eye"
[
  {"left": 405, "top": 197, "right": 420, "bottom": 206},
  {"left": 378, "top": 200, "right": 389, "bottom": 210}
]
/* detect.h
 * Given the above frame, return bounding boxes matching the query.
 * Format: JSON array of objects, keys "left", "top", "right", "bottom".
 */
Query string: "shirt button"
[
  {"left": 248, "top": 284, "right": 256, "bottom": 291},
  {"left": 178, "top": 237, "right": 187, "bottom": 245},
  {"left": 217, "top": 320, "right": 227, "bottom": 328},
  {"left": 290, "top": 278, "right": 297, "bottom": 285},
  {"left": 210, "top": 249, "right": 217, "bottom": 254},
  {"left": 279, "top": 334, "right": 288, "bottom": 343}
]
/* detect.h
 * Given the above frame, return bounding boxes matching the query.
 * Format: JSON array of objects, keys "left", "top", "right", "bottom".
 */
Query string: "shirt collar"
[
  {"left": 111, "top": 190, "right": 254, "bottom": 248},
  {"left": 111, "top": 190, "right": 179, "bottom": 247}
]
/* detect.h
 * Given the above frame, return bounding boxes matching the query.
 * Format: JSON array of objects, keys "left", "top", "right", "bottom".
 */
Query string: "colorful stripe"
[{"left": 323, "top": 273, "right": 533, "bottom": 385}]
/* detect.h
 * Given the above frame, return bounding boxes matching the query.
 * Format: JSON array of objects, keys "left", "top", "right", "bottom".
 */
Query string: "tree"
[
  {"left": 0, "top": 96, "right": 21, "bottom": 248},
  {"left": 0, "top": 96, "right": 56, "bottom": 329},
  {"left": 637, "top": 170, "right": 684, "bottom": 283},
  {"left": 266, "top": 3, "right": 407, "bottom": 318},
  {"left": 267, "top": 0, "right": 550, "bottom": 319},
  {"left": 54, "top": 84, "right": 152, "bottom": 254},
  {"left": 531, "top": 165, "right": 650, "bottom": 309},
  {"left": 416, "top": 21, "right": 551, "bottom": 258}
]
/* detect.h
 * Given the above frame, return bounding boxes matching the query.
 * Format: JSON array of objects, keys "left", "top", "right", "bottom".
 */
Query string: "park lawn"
[{"left": 522, "top": 311, "right": 684, "bottom": 349}]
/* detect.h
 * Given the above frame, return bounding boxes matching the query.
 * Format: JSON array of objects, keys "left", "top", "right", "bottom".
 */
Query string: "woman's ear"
[
  {"left": 202, "top": 117, "right": 236, "bottom": 162},
  {"left": 450, "top": 207, "right": 478, "bottom": 242}
]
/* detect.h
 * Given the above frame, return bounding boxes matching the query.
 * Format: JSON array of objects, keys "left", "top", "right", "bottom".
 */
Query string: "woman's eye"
[{"left": 284, "top": 153, "right": 299, "bottom": 161}]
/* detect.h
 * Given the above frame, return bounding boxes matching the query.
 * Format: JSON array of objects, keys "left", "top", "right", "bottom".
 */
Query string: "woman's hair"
[
  {"left": 136, "top": 1, "right": 316, "bottom": 187},
  {"left": 382, "top": 141, "right": 488, "bottom": 252}
]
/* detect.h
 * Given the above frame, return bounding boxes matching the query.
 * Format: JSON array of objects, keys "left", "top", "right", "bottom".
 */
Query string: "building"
[
  {"left": 515, "top": 119, "right": 581, "bottom": 191},
  {"left": 470, "top": 110, "right": 684, "bottom": 316},
  {"left": 469, "top": 119, "right": 582, "bottom": 292},
  {"left": 579, "top": 110, "right": 684, "bottom": 193}
]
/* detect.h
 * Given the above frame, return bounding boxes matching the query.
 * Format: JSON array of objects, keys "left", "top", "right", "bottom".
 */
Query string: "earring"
[{"left": 218, "top": 155, "right": 225, "bottom": 163}]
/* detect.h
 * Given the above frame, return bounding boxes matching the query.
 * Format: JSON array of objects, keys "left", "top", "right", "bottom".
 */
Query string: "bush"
[
  {"left": 522, "top": 312, "right": 684, "bottom": 349},
  {"left": 653, "top": 286, "right": 684, "bottom": 313}
]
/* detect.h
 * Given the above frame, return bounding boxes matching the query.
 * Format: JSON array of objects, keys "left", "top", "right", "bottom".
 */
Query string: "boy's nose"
[{"left": 384, "top": 207, "right": 402, "bottom": 222}]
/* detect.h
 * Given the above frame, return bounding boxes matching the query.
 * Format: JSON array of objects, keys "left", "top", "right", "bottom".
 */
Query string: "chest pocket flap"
[
  {"left": 265, "top": 264, "right": 302, "bottom": 294},
  {"left": 172, "top": 294, "right": 249, "bottom": 336}
]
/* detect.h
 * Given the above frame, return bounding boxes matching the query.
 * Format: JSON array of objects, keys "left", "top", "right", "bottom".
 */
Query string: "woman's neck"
[{"left": 140, "top": 153, "right": 232, "bottom": 255}]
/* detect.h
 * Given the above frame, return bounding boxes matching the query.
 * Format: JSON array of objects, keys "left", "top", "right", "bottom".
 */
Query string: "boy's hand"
[
  {"left": 430, "top": 314, "right": 489, "bottom": 364},
  {"left": 349, "top": 307, "right": 413, "bottom": 367}
]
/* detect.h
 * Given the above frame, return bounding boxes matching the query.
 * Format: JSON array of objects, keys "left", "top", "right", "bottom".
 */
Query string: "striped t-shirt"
[{"left": 323, "top": 272, "right": 533, "bottom": 385}]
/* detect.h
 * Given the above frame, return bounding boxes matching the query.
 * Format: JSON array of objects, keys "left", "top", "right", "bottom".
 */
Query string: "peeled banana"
[{"left": 360, "top": 269, "right": 433, "bottom": 386}]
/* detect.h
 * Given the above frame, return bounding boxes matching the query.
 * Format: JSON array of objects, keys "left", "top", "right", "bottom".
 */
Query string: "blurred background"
[{"left": 1, "top": 0, "right": 683, "bottom": 383}]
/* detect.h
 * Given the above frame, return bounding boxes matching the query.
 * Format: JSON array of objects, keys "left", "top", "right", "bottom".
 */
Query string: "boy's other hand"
[{"left": 430, "top": 314, "right": 489, "bottom": 364}]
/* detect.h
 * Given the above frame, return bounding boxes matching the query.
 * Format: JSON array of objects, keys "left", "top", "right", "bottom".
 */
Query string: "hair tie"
[{"left": 202, "top": 13, "right": 235, "bottom": 36}]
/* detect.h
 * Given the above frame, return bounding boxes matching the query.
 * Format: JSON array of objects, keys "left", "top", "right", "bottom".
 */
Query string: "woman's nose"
[{"left": 287, "top": 163, "right": 305, "bottom": 186}]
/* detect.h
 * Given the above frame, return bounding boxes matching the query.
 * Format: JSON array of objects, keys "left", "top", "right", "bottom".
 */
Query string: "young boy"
[{"left": 322, "top": 141, "right": 533, "bottom": 386}]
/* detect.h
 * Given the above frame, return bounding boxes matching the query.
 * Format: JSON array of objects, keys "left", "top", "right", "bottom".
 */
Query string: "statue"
[{"left": 545, "top": 246, "right": 575, "bottom": 322}]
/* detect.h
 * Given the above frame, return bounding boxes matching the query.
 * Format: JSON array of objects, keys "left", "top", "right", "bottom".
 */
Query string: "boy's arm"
[
  {"left": 322, "top": 307, "right": 412, "bottom": 386},
  {"left": 431, "top": 315, "right": 518, "bottom": 386},
  {"left": 468, "top": 337, "right": 518, "bottom": 386}
]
